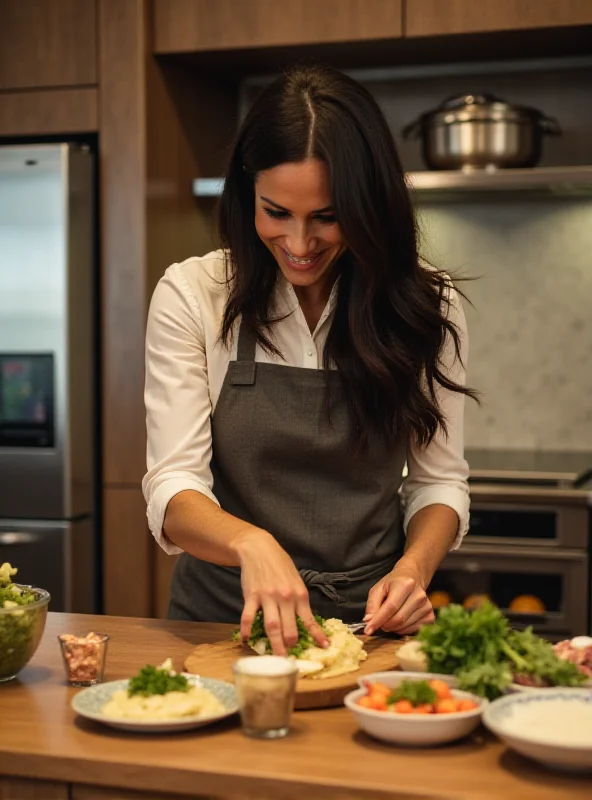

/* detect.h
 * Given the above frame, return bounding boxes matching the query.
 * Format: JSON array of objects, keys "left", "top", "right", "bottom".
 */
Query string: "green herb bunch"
[
  {"left": 233, "top": 610, "right": 329, "bottom": 658},
  {"left": 418, "top": 602, "right": 586, "bottom": 700},
  {"left": 127, "top": 664, "right": 190, "bottom": 697}
]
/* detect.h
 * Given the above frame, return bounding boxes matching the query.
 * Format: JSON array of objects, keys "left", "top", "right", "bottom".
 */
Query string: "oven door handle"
[{"left": 0, "top": 531, "right": 41, "bottom": 546}]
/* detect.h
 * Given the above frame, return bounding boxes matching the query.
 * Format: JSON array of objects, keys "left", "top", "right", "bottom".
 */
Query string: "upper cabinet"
[
  {"left": 405, "top": 0, "right": 592, "bottom": 38},
  {"left": 0, "top": 0, "right": 97, "bottom": 91},
  {"left": 153, "top": 0, "right": 403, "bottom": 53}
]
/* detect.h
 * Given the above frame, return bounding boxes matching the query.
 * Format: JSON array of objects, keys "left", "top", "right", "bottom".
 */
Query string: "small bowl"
[
  {"left": 345, "top": 671, "right": 484, "bottom": 747},
  {"left": 0, "top": 586, "right": 50, "bottom": 682},
  {"left": 483, "top": 688, "right": 592, "bottom": 772}
]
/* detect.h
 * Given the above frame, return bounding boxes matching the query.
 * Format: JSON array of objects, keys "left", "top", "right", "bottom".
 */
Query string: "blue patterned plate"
[
  {"left": 483, "top": 689, "right": 592, "bottom": 772},
  {"left": 72, "top": 674, "right": 238, "bottom": 733}
]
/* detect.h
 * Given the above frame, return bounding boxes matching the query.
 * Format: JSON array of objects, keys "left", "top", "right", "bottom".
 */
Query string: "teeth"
[{"left": 285, "top": 251, "right": 316, "bottom": 265}]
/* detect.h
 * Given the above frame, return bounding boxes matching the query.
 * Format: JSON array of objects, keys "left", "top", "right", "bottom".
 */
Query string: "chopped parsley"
[
  {"left": 232, "top": 610, "right": 329, "bottom": 658},
  {"left": 127, "top": 664, "right": 189, "bottom": 697}
]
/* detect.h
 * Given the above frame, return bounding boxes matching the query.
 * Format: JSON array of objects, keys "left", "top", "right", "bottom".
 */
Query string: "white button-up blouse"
[{"left": 142, "top": 250, "right": 470, "bottom": 555}]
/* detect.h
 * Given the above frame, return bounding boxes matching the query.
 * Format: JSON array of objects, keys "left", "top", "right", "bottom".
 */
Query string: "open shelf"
[{"left": 193, "top": 166, "right": 592, "bottom": 202}]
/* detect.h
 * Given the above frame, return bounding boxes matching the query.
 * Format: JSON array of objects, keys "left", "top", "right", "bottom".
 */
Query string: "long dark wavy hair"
[{"left": 218, "top": 65, "right": 475, "bottom": 452}]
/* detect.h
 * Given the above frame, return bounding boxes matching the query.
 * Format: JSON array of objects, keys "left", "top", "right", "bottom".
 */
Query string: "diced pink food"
[{"left": 60, "top": 632, "right": 106, "bottom": 683}]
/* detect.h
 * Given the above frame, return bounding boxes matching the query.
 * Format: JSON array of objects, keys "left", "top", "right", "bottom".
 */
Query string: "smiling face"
[{"left": 254, "top": 159, "right": 345, "bottom": 303}]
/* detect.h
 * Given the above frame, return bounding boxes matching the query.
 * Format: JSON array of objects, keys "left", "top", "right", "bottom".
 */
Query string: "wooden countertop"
[{"left": 0, "top": 612, "right": 589, "bottom": 800}]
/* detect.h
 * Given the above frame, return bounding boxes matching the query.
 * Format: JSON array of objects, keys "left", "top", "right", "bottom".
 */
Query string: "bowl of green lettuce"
[{"left": 0, "top": 563, "right": 50, "bottom": 682}]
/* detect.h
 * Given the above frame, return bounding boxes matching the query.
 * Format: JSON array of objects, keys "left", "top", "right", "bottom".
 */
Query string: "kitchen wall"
[
  {"left": 372, "top": 60, "right": 592, "bottom": 452},
  {"left": 418, "top": 199, "right": 592, "bottom": 452}
]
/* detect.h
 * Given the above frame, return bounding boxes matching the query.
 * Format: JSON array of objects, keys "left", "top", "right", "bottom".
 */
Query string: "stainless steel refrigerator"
[{"left": 0, "top": 143, "right": 97, "bottom": 612}]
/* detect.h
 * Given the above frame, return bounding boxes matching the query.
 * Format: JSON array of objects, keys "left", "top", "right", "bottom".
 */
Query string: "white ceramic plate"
[
  {"left": 346, "top": 671, "right": 483, "bottom": 747},
  {"left": 72, "top": 675, "right": 238, "bottom": 733},
  {"left": 509, "top": 679, "right": 592, "bottom": 693},
  {"left": 483, "top": 688, "right": 592, "bottom": 772}
]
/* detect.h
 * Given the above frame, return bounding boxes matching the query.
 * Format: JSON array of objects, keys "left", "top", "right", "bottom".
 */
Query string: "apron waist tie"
[{"left": 299, "top": 553, "right": 399, "bottom": 605}]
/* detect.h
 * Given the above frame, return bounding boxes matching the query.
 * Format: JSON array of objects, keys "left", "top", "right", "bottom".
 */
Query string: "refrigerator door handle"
[{"left": 0, "top": 531, "right": 41, "bottom": 546}]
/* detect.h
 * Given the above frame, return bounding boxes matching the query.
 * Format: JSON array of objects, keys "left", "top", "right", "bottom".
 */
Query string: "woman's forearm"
[
  {"left": 163, "top": 490, "right": 271, "bottom": 566},
  {"left": 396, "top": 504, "right": 459, "bottom": 587}
]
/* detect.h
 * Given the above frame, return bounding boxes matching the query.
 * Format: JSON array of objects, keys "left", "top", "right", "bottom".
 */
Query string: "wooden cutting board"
[{"left": 184, "top": 636, "right": 404, "bottom": 710}]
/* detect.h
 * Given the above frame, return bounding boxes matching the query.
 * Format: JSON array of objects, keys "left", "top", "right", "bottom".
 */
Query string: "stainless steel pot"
[{"left": 402, "top": 94, "right": 561, "bottom": 171}]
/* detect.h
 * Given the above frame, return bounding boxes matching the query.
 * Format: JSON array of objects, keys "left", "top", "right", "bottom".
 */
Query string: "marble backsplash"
[{"left": 418, "top": 199, "right": 592, "bottom": 452}]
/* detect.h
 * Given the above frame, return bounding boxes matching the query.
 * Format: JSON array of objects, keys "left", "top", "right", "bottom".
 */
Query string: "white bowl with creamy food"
[
  {"left": 345, "top": 672, "right": 483, "bottom": 746},
  {"left": 483, "top": 689, "right": 592, "bottom": 771}
]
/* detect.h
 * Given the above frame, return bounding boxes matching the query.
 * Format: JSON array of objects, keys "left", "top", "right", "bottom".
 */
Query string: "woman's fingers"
[
  {"left": 262, "top": 598, "right": 287, "bottom": 655},
  {"left": 394, "top": 607, "right": 435, "bottom": 636},
  {"left": 381, "top": 594, "right": 433, "bottom": 633},
  {"left": 278, "top": 599, "right": 300, "bottom": 650},
  {"left": 296, "top": 597, "right": 330, "bottom": 648},
  {"left": 241, "top": 595, "right": 260, "bottom": 643},
  {"left": 365, "top": 575, "right": 416, "bottom": 634}
]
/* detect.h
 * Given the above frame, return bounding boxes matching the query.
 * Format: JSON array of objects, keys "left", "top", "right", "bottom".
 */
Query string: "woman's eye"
[
  {"left": 315, "top": 215, "right": 337, "bottom": 225},
  {"left": 263, "top": 207, "right": 289, "bottom": 220}
]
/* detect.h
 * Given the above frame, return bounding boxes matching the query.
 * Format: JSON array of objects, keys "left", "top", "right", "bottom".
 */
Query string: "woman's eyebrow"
[{"left": 260, "top": 195, "right": 334, "bottom": 214}]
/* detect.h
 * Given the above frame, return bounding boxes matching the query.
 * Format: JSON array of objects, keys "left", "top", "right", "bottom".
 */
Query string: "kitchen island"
[{"left": 0, "top": 613, "right": 589, "bottom": 800}]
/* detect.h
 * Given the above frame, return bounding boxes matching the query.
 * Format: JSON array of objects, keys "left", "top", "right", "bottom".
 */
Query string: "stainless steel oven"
[
  {"left": 429, "top": 450, "right": 592, "bottom": 640},
  {"left": 0, "top": 143, "right": 97, "bottom": 612}
]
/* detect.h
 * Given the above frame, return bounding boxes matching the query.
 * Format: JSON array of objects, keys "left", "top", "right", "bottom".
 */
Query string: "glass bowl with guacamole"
[{"left": 0, "top": 563, "right": 50, "bottom": 682}]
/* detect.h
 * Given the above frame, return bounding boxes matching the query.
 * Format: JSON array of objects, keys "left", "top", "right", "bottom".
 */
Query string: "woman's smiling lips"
[{"left": 280, "top": 247, "right": 324, "bottom": 271}]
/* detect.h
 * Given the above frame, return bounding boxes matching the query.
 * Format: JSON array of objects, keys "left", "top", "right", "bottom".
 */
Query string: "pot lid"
[{"left": 430, "top": 93, "right": 539, "bottom": 124}]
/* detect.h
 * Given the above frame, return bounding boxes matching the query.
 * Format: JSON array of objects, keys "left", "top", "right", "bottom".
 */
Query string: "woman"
[{"left": 142, "top": 66, "right": 473, "bottom": 655}]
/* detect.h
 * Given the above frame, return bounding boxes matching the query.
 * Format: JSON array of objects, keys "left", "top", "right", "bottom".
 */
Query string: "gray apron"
[{"left": 169, "top": 316, "right": 407, "bottom": 623}]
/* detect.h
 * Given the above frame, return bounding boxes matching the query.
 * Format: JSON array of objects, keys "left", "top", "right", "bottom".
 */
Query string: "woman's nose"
[{"left": 285, "top": 224, "right": 317, "bottom": 257}]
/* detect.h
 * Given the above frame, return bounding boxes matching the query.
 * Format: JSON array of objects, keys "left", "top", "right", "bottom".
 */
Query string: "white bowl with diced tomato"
[{"left": 344, "top": 672, "right": 486, "bottom": 746}]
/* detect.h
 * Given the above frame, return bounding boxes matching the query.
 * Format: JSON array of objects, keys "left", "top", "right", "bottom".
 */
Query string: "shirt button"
[{"left": 307, "top": 350, "right": 314, "bottom": 357}]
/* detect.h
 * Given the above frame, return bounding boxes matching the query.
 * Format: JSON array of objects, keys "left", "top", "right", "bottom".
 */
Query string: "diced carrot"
[
  {"left": 428, "top": 679, "right": 452, "bottom": 700},
  {"left": 369, "top": 682, "right": 391, "bottom": 696},
  {"left": 457, "top": 699, "right": 479, "bottom": 712},
  {"left": 393, "top": 699, "right": 414, "bottom": 714},
  {"left": 414, "top": 703, "right": 434, "bottom": 714},
  {"left": 358, "top": 696, "right": 375, "bottom": 709},
  {"left": 435, "top": 698, "right": 458, "bottom": 714}
]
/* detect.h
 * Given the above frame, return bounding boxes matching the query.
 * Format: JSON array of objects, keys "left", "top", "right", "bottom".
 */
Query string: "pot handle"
[
  {"left": 402, "top": 118, "right": 422, "bottom": 140},
  {"left": 539, "top": 114, "right": 562, "bottom": 136}
]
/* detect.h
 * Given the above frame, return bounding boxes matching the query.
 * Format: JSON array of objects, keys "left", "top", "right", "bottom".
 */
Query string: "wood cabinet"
[
  {"left": 0, "top": 0, "right": 97, "bottom": 91},
  {"left": 153, "top": 0, "right": 402, "bottom": 53},
  {"left": 405, "top": 0, "right": 592, "bottom": 38},
  {"left": 0, "top": 778, "right": 68, "bottom": 799}
]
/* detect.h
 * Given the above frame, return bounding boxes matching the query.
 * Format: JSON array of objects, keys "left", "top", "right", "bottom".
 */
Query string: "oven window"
[
  {"left": 0, "top": 354, "right": 54, "bottom": 447},
  {"left": 469, "top": 509, "right": 556, "bottom": 540},
  {"left": 428, "top": 571, "right": 562, "bottom": 616}
]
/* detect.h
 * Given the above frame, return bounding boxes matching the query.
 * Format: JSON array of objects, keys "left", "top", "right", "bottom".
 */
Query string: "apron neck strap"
[{"left": 236, "top": 316, "right": 258, "bottom": 363}]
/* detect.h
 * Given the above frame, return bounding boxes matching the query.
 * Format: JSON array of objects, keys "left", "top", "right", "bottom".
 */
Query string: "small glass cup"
[
  {"left": 232, "top": 655, "right": 298, "bottom": 739},
  {"left": 58, "top": 632, "right": 109, "bottom": 686}
]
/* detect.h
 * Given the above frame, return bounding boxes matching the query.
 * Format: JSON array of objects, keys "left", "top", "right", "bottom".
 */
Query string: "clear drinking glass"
[
  {"left": 58, "top": 632, "right": 109, "bottom": 686},
  {"left": 232, "top": 655, "right": 298, "bottom": 739}
]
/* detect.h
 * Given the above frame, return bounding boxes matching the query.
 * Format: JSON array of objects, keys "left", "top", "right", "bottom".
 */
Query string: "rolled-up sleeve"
[
  {"left": 142, "top": 265, "right": 219, "bottom": 554},
  {"left": 400, "top": 284, "right": 470, "bottom": 551}
]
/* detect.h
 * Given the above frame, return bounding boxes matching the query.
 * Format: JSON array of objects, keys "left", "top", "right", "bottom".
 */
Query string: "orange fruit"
[
  {"left": 508, "top": 595, "right": 546, "bottom": 614},
  {"left": 463, "top": 593, "right": 492, "bottom": 611},
  {"left": 428, "top": 590, "right": 452, "bottom": 609}
]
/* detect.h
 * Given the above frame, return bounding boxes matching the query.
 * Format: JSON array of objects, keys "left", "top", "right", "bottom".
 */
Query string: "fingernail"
[
  {"left": 363, "top": 614, "right": 372, "bottom": 621},
  {"left": 365, "top": 626, "right": 374, "bottom": 636}
]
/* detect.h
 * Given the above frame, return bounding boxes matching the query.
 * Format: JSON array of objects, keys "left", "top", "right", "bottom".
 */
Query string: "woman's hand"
[
  {"left": 363, "top": 561, "right": 435, "bottom": 636},
  {"left": 235, "top": 530, "right": 329, "bottom": 656}
]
